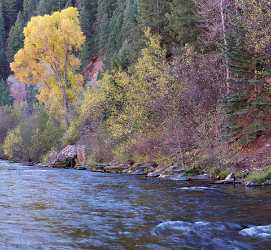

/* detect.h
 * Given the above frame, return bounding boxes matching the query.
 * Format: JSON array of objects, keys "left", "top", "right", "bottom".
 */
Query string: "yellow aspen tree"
[{"left": 11, "top": 7, "right": 86, "bottom": 127}]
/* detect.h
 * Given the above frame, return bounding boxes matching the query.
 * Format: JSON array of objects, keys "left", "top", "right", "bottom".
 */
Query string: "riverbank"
[
  {"left": 90, "top": 162, "right": 271, "bottom": 187},
  {"left": 33, "top": 160, "right": 271, "bottom": 187},
  {"left": 2, "top": 155, "right": 271, "bottom": 187}
]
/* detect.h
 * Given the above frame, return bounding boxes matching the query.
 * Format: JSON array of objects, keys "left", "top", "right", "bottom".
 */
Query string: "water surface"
[{"left": 0, "top": 160, "right": 271, "bottom": 250}]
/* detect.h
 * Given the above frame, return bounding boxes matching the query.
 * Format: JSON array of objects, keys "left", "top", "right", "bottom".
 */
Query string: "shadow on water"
[{"left": 0, "top": 160, "right": 271, "bottom": 249}]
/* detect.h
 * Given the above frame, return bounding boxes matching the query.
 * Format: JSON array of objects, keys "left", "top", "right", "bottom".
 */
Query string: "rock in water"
[
  {"left": 104, "top": 164, "right": 129, "bottom": 174},
  {"left": 128, "top": 162, "right": 158, "bottom": 175},
  {"left": 225, "top": 173, "right": 235, "bottom": 181},
  {"left": 77, "top": 166, "right": 87, "bottom": 170},
  {"left": 240, "top": 225, "right": 271, "bottom": 239},
  {"left": 215, "top": 173, "right": 241, "bottom": 184}
]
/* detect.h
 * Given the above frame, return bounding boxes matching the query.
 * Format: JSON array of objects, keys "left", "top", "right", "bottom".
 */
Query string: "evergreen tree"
[
  {"left": 0, "top": 1, "right": 8, "bottom": 78},
  {"left": 138, "top": 0, "right": 169, "bottom": 34},
  {"left": 0, "top": 1, "right": 5, "bottom": 47},
  {"left": 222, "top": 5, "right": 268, "bottom": 145},
  {"left": 118, "top": 0, "right": 145, "bottom": 68},
  {"left": 77, "top": 0, "right": 97, "bottom": 65},
  {"left": 0, "top": 78, "right": 12, "bottom": 106},
  {"left": 6, "top": 11, "right": 24, "bottom": 63},
  {"left": 112, "top": 0, "right": 143, "bottom": 68},
  {"left": 166, "top": 0, "right": 199, "bottom": 46},
  {"left": 106, "top": 0, "right": 124, "bottom": 65},
  {"left": 3, "top": 0, "right": 21, "bottom": 32},
  {"left": 94, "top": 0, "right": 142, "bottom": 69},
  {"left": 95, "top": 0, "right": 116, "bottom": 52},
  {"left": 37, "top": 0, "right": 68, "bottom": 15},
  {"left": 36, "top": 0, "right": 51, "bottom": 14},
  {"left": 23, "top": 0, "right": 39, "bottom": 22}
]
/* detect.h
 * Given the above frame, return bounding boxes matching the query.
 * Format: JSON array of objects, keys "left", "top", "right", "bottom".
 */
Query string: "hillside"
[{"left": 0, "top": 0, "right": 271, "bottom": 182}]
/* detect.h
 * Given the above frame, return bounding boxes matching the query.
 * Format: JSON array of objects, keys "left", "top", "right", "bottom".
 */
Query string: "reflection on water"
[{"left": 0, "top": 160, "right": 271, "bottom": 250}]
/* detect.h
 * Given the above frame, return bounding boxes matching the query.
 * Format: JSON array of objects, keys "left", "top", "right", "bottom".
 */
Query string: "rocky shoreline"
[
  {"left": 3, "top": 158, "right": 271, "bottom": 187},
  {"left": 2, "top": 144, "right": 271, "bottom": 188},
  {"left": 49, "top": 161, "right": 271, "bottom": 187}
]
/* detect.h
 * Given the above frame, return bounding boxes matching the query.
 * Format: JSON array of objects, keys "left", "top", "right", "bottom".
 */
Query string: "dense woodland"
[{"left": 0, "top": 0, "right": 271, "bottom": 174}]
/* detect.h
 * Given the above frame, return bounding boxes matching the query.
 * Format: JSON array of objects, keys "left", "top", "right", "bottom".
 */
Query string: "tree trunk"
[
  {"left": 61, "top": 85, "right": 69, "bottom": 128},
  {"left": 62, "top": 49, "right": 70, "bottom": 128}
]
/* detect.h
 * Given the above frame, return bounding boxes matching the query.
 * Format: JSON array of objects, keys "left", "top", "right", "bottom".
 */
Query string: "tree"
[
  {"left": 0, "top": 1, "right": 8, "bottom": 78},
  {"left": 85, "top": 29, "right": 179, "bottom": 160},
  {"left": 77, "top": 0, "right": 97, "bottom": 65},
  {"left": 222, "top": 0, "right": 271, "bottom": 145},
  {"left": 6, "top": 11, "right": 24, "bottom": 63},
  {"left": 11, "top": 7, "right": 86, "bottom": 127},
  {"left": 23, "top": 0, "right": 39, "bottom": 22},
  {"left": 0, "top": 78, "right": 12, "bottom": 106},
  {"left": 167, "top": 0, "right": 199, "bottom": 46},
  {"left": 2, "top": 0, "right": 21, "bottom": 32},
  {"left": 138, "top": 0, "right": 169, "bottom": 34},
  {"left": 36, "top": 0, "right": 69, "bottom": 15},
  {"left": 95, "top": 0, "right": 116, "bottom": 52}
]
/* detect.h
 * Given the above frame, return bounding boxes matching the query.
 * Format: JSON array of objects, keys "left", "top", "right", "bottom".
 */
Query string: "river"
[{"left": 0, "top": 160, "right": 271, "bottom": 249}]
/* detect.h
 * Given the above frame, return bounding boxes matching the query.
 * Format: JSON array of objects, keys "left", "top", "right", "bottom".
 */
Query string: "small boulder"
[
  {"left": 147, "top": 165, "right": 168, "bottom": 177},
  {"left": 154, "top": 164, "right": 186, "bottom": 180},
  {"left": 225, "top": 173, "right": 235, "bottom": 181},
  {"left": 128, "top": 162, "right": 158, "bottom": 175},
  {"left": 92, "top": 163, "right": 110, "bottom": 172},
  {"left": 104, "top": 164, "right": 129, "bottom": 174},
  {"left": 215, "top": 173, "right": 241, "bottom": 184},
  {"left": 76, "top": 166, "right": 87, "bottom": 170}
]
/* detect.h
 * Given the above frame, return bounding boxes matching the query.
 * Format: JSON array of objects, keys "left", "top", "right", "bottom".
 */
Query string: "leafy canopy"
[{"left": 11, "top": 7, "right": 85, "bottom": 123}]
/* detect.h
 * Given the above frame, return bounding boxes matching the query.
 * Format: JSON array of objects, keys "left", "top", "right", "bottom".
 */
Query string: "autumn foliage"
[
  {"left": 11, "top": 7, "right": 85, "bottom": 126},
  {"left": 0, "top": 1, "right": 271, "bottom": 170}
]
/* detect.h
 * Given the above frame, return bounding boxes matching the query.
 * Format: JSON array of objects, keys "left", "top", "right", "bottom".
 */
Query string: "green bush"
[
  {"left": 0, "top": 106, "right": 19, "bottom": 144},
  {"left": 208, "top": 167, "right": 230, "bottom": 180},
  {"left": 62, "top": 121, "right": 80, "bottom": 145},
  {"left": 246, "top": 166, "right": 271, "bottom": 184},
  {"left": 3, "top": 128, "right": 23, "bottom": 160},
  {"left": 3, "top": 106, "right": 64, "bottom": 162},
  {"left": 184, "top": 164, "right": 204, "bottom": 176}
]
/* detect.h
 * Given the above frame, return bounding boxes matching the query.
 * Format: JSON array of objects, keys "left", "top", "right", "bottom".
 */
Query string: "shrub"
[
  {"left": 246, "top": 166, "right": 271, "bottom": 184},
  {"left": 3, "top": 128, "right": 23, "bottom": 160},
  {"left": 3, "top": 106, "right": 64, "bottom": 162},
  {"left": 0, "top": 106, "right": 18, "bottom": 144},
  {"left": 208, "top": 167, "right": 230, "bottom": 180},
  {"left": 62, "top": 121, "right": 80, "bottom": 145}
]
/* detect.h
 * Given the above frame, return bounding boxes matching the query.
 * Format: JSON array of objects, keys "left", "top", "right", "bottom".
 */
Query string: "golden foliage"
[
  {"left": 11, "top": 7, "right": 85, "bottom": 121},
  {"left": 79, "top": 29, "right": 181, "bottom": 160}
]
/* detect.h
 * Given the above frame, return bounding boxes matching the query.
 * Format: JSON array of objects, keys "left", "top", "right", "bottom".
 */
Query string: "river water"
[{"left": 0, "top": 160, "right": 271, "bottom": 250}]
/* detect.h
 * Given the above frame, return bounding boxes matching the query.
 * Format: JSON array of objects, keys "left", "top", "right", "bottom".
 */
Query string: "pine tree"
[
  {"left": 0, "top": 1, "right": 5, "bottom": 47},
  {"left": 6, "top": 11, "right": 24, "bottom": 63},
  {"left": 23, "top": 0, "right": 39, "bottom": 22},
  {"left": 112, "top": 0, "right": 143, "bottom": 68},
  {"left": 37, "top": 0, "right": 69, "bottom": 15},
  {"left": 166, "top": 0, "right": 199, "bottom": 46},
  {"left": 94, "top": 0, "right": 142, "bottom": 69},
  {"left": 3, "top": 0, "right": 21, "bottom": 32},
  {"left": 222, "top": 4, "right": 268, "bottom": 145},
  {"left": 0, "top": 1, "right": 8, "bottom": 78},
  {"left": 0, "top": 78, "right": 12, "bottom": 106},
  {"left": 77, "top": 0, "right": 97, "bottom": 65},
  {"left": 106, "top": 0, "right": 124, "bottom": 65},
  {"left": 95, "top": 0, "right": 116, "bottom": 52},
  {"left": 138, "top": 0, "right": 169, "bottom": 34}
]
